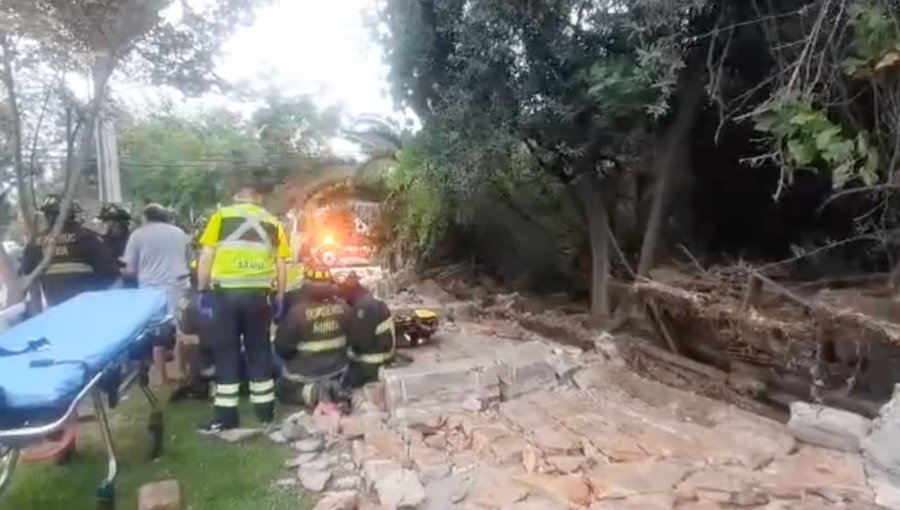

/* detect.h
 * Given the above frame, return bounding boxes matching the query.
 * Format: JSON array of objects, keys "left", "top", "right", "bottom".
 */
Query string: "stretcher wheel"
[
  {"left": 148, "top": 411, "right": 164, "bottom": 460},
  {"left": 96, "top": 481, "right": 115, "bottom": 510}
]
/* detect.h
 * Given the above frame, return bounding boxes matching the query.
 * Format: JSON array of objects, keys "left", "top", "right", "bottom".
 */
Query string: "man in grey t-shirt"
[{"left": 122, "top": 203, "right": 191, "bottom": 384}]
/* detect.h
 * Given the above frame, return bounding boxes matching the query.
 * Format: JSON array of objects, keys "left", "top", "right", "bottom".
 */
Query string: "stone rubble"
[
  {"left": 312, "top": 491, "right": 360, "bottom": 510},
  {"left": 862, "top": 384, "right": 900, "bottom": 509},
  {"left": 788, "top": 402, "right": 871, "bottom": 453},
  {"left": 138, "top": 480, "right": 182, "bottom": 510},
  {"left": 374, "top": 469, "right": 427, "bottom": 509},
  {"left": 217, "top": 428, "right": 262, "bottom": 443},
  {"left": 294, "top": 436, "right": 326, "bottom": 453},
  {"left": 299, "top": 467, "right": 333, "bottom": 492},
  {"left": 260, "top": 294, "right": 882, "bottom": 510}
]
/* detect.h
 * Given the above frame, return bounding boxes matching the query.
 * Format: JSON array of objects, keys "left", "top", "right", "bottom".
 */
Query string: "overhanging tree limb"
[{"left": 18, "top": 66, "right": 111, "bottom": 294}]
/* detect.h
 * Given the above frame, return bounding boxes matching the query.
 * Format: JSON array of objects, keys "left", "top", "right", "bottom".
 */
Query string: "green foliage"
[
  {"left": 381, "top": 140, "right": 449, "bottom": 252},
  {"left": 120, "top": 95, "right": 340, "bottom": 219},
  {"left": 118, "top": 111, "right": 254, "bottom": 219},
  {"left": 0, "top": 398, "right": 311, "bottom": 510},
  {"left": 842, "top": 0, "right": 900, "bottom": 77},
  {"left": 378, "top": 0, "right": 710, "bottom": 200},
  {"left": 755, "top": 99, "right": 880, "bottom": 188}
]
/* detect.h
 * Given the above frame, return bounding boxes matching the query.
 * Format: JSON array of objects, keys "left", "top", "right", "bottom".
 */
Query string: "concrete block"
[
  {"left": 495, "top": 342, "right": 558, "bottom": 399},
  {"left": 788, "top": 402, "right": 871, "bottom": 453},
  {"left": 380, "top": 357, "right": 500, "bottom": 412}
]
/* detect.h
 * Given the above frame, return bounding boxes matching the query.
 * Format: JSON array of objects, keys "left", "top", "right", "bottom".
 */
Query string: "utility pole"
[
  {"left": 95, "top": 113, "right": 122, "bottom": 203},
  {"left": 91, "top": 50, "right": 122, "bottom": 205}
]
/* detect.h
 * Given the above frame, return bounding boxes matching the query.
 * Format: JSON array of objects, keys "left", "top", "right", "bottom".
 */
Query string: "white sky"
[
  {"left": 115, "top": 0, "right": 400, "bottom": 144},
  {"left": 217, "top": 0, "right": 393, "bottom": 117}
]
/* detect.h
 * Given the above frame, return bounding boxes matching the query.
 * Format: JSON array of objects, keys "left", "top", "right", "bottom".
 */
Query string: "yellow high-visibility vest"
[
  {"left": 286, "top": 262, "right": 305, "bottom": 291},
  {"left": 211, "top": 204, "right": 280, "bottom": 289}
]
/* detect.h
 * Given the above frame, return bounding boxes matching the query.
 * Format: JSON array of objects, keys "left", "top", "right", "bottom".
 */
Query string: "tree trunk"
[
  {"left": 574, "top": 176, "right": 611, "bottom": 320},
  {"left": 637, "top": 66, "right": 705, "bottom": 276},
  {"left": 0, "top": 35, "right": 36, "bottom": 238}
]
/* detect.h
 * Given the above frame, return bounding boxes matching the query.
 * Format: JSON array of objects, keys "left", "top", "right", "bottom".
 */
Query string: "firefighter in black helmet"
[
  {"left": 274, "top": 265, "right": 351, "bottom": 410},
  {"left": 340, "top": 272, "right": 396, "bottom": 387},
  {"left": 98, "top": 203, "right": 131, "bottom": 262},
  {"left": 98, "top": 202, "right": 136, "bottom": 288},
  {"left": 20, "top": 194, "right": 118, "bottom": 307}
]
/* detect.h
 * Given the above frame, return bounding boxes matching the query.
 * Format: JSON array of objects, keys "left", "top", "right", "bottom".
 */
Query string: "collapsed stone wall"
[{"left": 635, "top": 272, "right": 900, "bottom": 415}]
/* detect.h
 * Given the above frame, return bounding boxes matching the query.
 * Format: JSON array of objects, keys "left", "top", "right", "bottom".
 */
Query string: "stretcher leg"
[
  {"left": 92, "top": 391, "right": 117, "bottom": 510},
  {"left": 140, "top": 383, "right": 164, "bottom": 459},
  {"left": 0, "top": 447, "right": 20, "bottom": 495}
]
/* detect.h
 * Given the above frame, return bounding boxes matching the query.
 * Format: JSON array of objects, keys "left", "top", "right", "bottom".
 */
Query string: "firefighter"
[
  {"left": 274, "top": 266, "right": 352, "bottom": 410},
  {"left": 340, "top": 272, "right": 396, "bottom": 387},
  {"left": 195, "top": 183, "right": 290, "bottom": 433},
  {"left": 97, "top": 202, "right": 132, "bottom": 263},
  {"left": 20, "top": 194, "right": 118, "bottom": 307}
]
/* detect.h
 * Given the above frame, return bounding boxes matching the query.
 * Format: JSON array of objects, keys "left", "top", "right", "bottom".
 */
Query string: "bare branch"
[{"left": 19, "top": 66, "right": 112, "bottom": 292}]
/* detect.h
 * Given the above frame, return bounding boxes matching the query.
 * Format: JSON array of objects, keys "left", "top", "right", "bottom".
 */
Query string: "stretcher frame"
[{"left": 0, "top": 304, "right": 172, "bottom": 510}]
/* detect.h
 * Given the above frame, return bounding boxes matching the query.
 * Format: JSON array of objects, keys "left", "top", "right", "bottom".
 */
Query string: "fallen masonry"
[{"left": 258, "top": 311, "right": 894, "bottom": 510}]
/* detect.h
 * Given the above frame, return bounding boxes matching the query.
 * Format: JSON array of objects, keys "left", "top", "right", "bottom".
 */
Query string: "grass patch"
[{"left": 0, "top": 392, "right": 312, "bottom": 510}]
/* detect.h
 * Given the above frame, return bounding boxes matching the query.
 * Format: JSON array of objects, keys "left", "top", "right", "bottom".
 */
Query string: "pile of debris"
[
  {"left": 634, "top": 267, "right": 900, "bottom": 415},
  {"left": 268, "top": 339, "right": 592, "bottom": 509},
  {"left": 257, "top": 330, "right": 887, "bottom": 510}
]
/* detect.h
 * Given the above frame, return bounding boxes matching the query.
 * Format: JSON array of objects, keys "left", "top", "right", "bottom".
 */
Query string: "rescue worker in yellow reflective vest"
[
  {"left": 195, "top": 183, "right": 290, "bottom": 433},
  {"left": 339, "top": 272, "right": 396, "bottom": 387},
  {"left": 20, "top": 194, "right": 117, "bottom": 307},
  {"left": 283, "top": 259, "right": 305, "bottom": 312},
  {"left": 274, "top": 266, "right": 352, "bottom": 410}
]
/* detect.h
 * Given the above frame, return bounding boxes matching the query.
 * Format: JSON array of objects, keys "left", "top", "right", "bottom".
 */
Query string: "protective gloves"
[
  {"left": 197, "top": 291, "right": 214, "bottom": 319},
  {"left": 271, "top": 295, "right": 285, "bottom": 322}
]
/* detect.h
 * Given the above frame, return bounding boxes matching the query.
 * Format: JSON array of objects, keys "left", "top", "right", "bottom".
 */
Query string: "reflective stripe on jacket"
[
  {"left": 347, "top": 296, "right": 395, "bottom": 366},
  {"left": 275, "top": 296, "right": 350, "bottom": 381}
]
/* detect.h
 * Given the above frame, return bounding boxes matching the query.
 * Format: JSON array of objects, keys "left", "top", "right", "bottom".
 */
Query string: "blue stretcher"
[{"left": 0, "top": 289, "right": 173, "bottom": 509}]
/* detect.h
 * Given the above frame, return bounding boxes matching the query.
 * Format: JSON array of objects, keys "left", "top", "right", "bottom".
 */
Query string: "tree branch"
[{"left": 20, "top": 65, "right": 112, "bottom": 293}]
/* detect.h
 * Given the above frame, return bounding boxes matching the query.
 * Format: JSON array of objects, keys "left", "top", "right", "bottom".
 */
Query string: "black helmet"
[
  {"left": 98, "top": 203, "right": 131, "bottom": 222},
  {"left": 39, "top": 194, "right": 82, "bottom": 220}
]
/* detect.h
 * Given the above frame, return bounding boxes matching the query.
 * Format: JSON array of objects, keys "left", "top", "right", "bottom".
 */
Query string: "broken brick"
[
  {"left": 516, "top": 473, "right": 592, "bottom": 507},
  {"left": 546, "top": 455, "right": 586, "bottom": 474},
  {"left": 588, "top": 460, "right": 692, "bottom": 500},
  {"left": 471, "top": 424, "right": 513, "bottom": 454},
  {"left": 365, "top": 428, "right": 406, "bottom": 460},
  {"left": 339, "top": 415, "right": 366, "bottom": 440},
  {"left": 500, "top": 400, "right": 554, "bottom": 432},
  {"left": 529, "top": 426, "right": 580, "bottom": 456},
  {"left": 589, "top": 493, "right": 675, "bottom": 510},
  {"left": 491, "top": 435, "right": 529, "bottom": 465},
  {"left": 138, "top": 480, "right": 182, "bottom": 510},
  {"left": 475, "top": 481, "right": 530, "bottom": 508}
]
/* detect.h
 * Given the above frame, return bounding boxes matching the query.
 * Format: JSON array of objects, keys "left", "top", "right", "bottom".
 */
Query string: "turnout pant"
[
  {"left": 275, "top": 373, "right": 349, "bottom": 409},
  {"left": 212, "top": 288, "right": 275, "bottom": 427}
]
